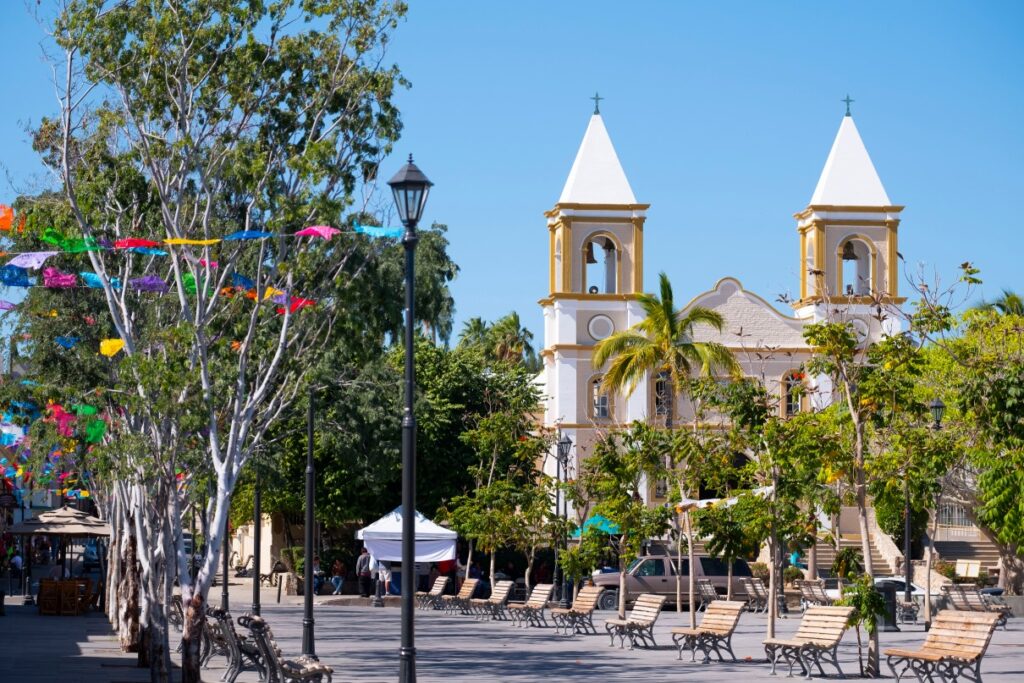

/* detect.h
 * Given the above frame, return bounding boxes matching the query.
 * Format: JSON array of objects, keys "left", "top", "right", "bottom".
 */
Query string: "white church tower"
[
  {"left": 793, "top": 107, "right": 904, "bottom": 344},
  {"left": 540, "top": 106, "right": 649, "bottom": 469}
]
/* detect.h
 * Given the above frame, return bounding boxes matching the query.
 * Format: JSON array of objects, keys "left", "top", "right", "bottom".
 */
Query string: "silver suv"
[{"left": 591, "top": 554, "right": 753, "bottom": 610}]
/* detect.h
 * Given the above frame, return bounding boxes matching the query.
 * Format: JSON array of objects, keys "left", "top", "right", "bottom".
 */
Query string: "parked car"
[{"left": 591, "top": 554, "right": 752, "bottom": 610}]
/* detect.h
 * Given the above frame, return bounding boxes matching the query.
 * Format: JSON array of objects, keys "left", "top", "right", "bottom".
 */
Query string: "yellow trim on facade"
[
  {"left": 538, "top": 293, "right": 643, "bottom": 305},
  {"left": 631, "top": 216, "right": 645, "bottom": 293},
  {"left": 886, "top": 218, "right": 900, "bottom": 299},
  {"left": 548, "top": 202, "right": 651, "bottom": 213},
  {"left": 800, "top": 231, "right": 807, "bottom": 300},
  {"left": 793, "top": 205, "right": 905, "bottom": 219}
]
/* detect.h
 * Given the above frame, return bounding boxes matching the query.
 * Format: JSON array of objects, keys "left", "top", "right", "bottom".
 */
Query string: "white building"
[{"left": 538, "top": 107, "right": 916, "bottom": 571}]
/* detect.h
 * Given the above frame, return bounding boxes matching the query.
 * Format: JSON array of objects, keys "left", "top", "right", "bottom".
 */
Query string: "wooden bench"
[
  {"left": 671, "top": 600, "right": 745, "bottom": 663},
  {"left": 604, "top": 593, "right": 667, "bottom": 649},
  {"left": 942, "top": 584, "right": 1011, "bottom": 630},
  {"left": 507, "top": 583, "right": 554, "bottom": 628},
  {"left": 247, "top": 615, "right": 333, "bottom": 682},
  {"left": 741, "top": 576, "right": 769, "bottom": 614},
  {"left": 550, "top": 585, "right": 605, "bottom": 635},
  {"left": 796, "top": 579, "right": 833, "bottom": 609},
  {"left": 763, "top": 605, "right": 854, "bottom": 679},
  {"left": 885, "top": 611, "right": 1000, "bottom": 683},
  {"left": 415, "top": 575, "right": 449, "bottom": 610},
  {"left": 469, "top": 580, "right": 514, "bottom": 621},
  {"left": 697, "top": 577, "right": 719, "bottom": 612},
  {"left": 439, "top": 578, "right": 478, "bottom": 615}
]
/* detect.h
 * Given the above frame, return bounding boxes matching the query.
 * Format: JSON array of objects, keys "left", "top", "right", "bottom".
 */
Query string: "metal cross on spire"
[
  {"left": 842, "top": 94, "right": 854, "bottom": 117},
  {"left": 591, "top": 91, "right": 603, "bottom": 115}
]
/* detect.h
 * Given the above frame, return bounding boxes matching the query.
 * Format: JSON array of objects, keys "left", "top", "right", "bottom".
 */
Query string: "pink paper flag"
[{"left": 295, "top": 225, "right": 341, "bottom": 240}]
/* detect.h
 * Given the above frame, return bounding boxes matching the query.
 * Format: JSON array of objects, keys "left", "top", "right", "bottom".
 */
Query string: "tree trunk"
[
  {"left": 464, "top": 540, "right": 474, "bottom": 589},
  {"left": 686, "top": 511, "right": 696, "bottom": 629},
  {"left": 675, "top": 518, "right": 683, "bottom": 613},
  {"left": 489, "top": 551, "right": 496, "bottom": 593},
  {"left": 727, "top": 560, "right": 733, "bottom": 601},
  {"left": 180, "top": 592, "right": 205, "bottom": 683},
  {"left": 617, "top": 534, "right": 628, "bottom": 619},
  {"left": 924, "top": 493, "right": 941, "bottom": 625},
  {"left": 808, "top": 540, "right": 818, "bottom": 581},
  {"left": 118, "top": 530, "right": 141, "bottom": 653},
  {"left": 853, "top": 420, "right": 879, "bottom": 677},
  {"left": 524, "top": 552, "right": 534, "bottom": 590}
]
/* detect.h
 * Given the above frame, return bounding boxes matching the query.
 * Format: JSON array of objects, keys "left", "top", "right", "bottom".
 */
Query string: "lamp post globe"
[
  {"left": 929, "top": 398, "right": 946, "bottom": 429},
  {"left": 388, "top": 154, "right": 431, "bottom": 683},
  {"left": 388, "top": 155, "right": 433, "bottom": 228}
]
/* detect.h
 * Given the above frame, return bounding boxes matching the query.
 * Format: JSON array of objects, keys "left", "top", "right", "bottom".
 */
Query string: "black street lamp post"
[
  {"left": 388, "top": 155, "right": 432, "bottom": 683},
  {"left": 301, "top": 388, "right": 317, "bottom": 660},
  {"left": 555, "top": 434, "right": 573, "bottom": 608},
  {"left": 251, "top": 470, "right": 261, "bottom": 616}
]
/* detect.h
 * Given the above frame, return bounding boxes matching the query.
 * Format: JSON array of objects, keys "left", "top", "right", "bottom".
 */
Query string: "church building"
[{"left": 539, "top": 105, "right": 905, "bottom": 508}]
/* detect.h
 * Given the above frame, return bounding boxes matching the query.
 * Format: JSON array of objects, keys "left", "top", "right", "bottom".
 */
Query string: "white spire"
[
  {"left": 559, "top": 114, "right": 637, "bottom": 205},
  {"left": 810, "top": 116, "right": 891, "bottom": 206}
]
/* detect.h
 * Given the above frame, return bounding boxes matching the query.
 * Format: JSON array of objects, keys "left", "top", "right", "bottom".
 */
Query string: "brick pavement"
[{"left": 5, "top": 580, "right": 1024, "bottom": 682}]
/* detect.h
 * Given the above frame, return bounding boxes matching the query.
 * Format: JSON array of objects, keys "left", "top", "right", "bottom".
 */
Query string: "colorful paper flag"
[
  {"left": 354, "top": 224, "right": 403, "bottom": 239},
  {"left": 99, "top": 338, "right": 125, "bottom": 357},
  {"left": 114, "top": 238, "right": 162, "bottom": 249},
  {"left": 55, "top": 336, "right": 80, "bottom": 349},
  {"left": 0, "top": 205, "right": 12, "bottom": 231},
  {"left": 8, "top": 251, "right": 58, "bottom": 270},
  {"left": 295, "top": 225, "right": 341, "bottom": 239},
  {"left": 224, "top": 230, "right": 273, "bottom": 241},
  {"left": 164, "top": 238, "right": 221, "bottom": 246}
]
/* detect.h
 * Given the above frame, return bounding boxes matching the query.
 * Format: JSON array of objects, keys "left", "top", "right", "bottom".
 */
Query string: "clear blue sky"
[{"left": 2, "top": 2, "right": 1022, "bottom": 342}]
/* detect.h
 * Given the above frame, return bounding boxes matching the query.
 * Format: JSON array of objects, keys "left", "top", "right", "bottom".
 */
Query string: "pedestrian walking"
[{"left": 356, "top": 547, "right": 372, "bottom": 597}]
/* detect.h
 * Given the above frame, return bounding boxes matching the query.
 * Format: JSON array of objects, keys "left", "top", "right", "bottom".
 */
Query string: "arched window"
[
  {"left": 838, "top": 238, "right": 872, "bottom": 296},
  {"left": 583, "top": 235, "right": 618, "bottom": 294},
  {"left": 783, "top": 371, "right": 806, "bottom": 417},
  {"left": 592, "top": 376, "right": 611, "bottom": 420}
]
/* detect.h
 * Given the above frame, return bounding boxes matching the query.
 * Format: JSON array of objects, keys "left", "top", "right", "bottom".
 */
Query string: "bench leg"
[{"left": 672, "top": 632, "right": 696, "bottom": 661}]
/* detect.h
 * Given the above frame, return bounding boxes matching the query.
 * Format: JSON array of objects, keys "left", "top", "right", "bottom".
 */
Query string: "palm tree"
[
  {"left": 973, "top": 289, "right": 1024, "bottom": 316},
  {"left": 592, "top": 271, "right": 740, "bottom": 627},
  {"left": 593, "top": 272, "right": 739, "bottom": 429},
  {"left": 489, "top": 312, "right": 535, "bottom": 364},
  {"left": 457, "top": 317, "right": 491, "bottom": 350}
]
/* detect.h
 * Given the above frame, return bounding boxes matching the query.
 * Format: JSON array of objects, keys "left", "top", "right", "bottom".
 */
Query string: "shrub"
[
  {"left": 831, "top": 547, "right": 863, "bottom": 580},
  {"left": 749, "top": 562, "right": 769, "bottom": 581},
  {"left": 934, "top": 559, "right": 957, "bottom": 580},
  {"left": 783, "top": 565, "right": 805, "bottom": 585}
]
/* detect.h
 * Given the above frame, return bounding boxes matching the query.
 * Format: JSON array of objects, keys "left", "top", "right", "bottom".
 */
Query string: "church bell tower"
[
  {"left": 794, "top": 107, "right": 904, "bottom": 340},
  {"left": 540, "top": 104, "right": 650, "bottom": 452}
]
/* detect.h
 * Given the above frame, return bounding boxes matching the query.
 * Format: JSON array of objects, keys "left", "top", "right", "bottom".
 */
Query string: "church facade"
[{"left": 538, "top": 107, "right": 904, "bottom": 507}]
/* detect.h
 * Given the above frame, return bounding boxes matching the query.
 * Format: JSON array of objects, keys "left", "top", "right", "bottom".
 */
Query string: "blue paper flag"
[
  {"left": 55, "top": 336, "right": 80, "bottom": 349},
  {"left": 232, "top": 273, "right": 256, "bottom": 290},
  {"left": 224, "top": 230, "right": 273, "bottom": 241},
  {"left": 354, "top": 224, "right": 403, "bottom": 239},
  {"left": 80, "top": 272, "right": 122, "bottom": 290},
  {"left": 129, "top": 247, "right": 168, "bottom": 256},
  {"left": 0, "top": 265, "right": 32, "bottom": 287}
]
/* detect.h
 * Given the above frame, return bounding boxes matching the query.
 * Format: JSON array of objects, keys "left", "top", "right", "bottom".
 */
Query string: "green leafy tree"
[
  {"left": 33, "top": 2, "right": 410, "bottom": 678},
  {"left": 592, "top": 271, "right": 740, "bottom": 432},
  {"left": 837, "top": 575, "right": 887, "bottom": 677},
  {"left": 580, "top": 422, "right": 671, "bottom": 617},
  {"left": 693, "top": 503, "right": 760, "bottom": 600}
]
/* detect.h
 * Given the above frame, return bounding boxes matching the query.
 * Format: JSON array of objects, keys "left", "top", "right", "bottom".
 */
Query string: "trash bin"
[{"left": 877, "top": 583, "right": 900, "bottom": 631}]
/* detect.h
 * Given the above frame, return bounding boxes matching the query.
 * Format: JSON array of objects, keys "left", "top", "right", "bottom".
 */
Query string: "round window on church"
[{"left": 588, "top": 315, "right": 615, "bottom": 341}]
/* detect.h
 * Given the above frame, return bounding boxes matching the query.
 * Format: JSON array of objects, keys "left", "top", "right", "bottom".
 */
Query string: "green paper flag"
[
  {"left": 85, "top": 419, "right": 106, "bottom": 443},
  {"left": 72, "top": 404, "right": 98, "bottom": 416}
]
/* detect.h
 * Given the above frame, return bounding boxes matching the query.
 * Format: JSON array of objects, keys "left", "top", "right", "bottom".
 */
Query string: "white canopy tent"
[{"left": 356, "top": 508, "right": 456, "bottom": 563}]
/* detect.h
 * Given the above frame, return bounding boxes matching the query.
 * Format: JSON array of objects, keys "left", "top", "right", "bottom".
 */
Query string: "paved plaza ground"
[{"left": 3, "top": 579, "right": 1024, "bottom": 681}]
